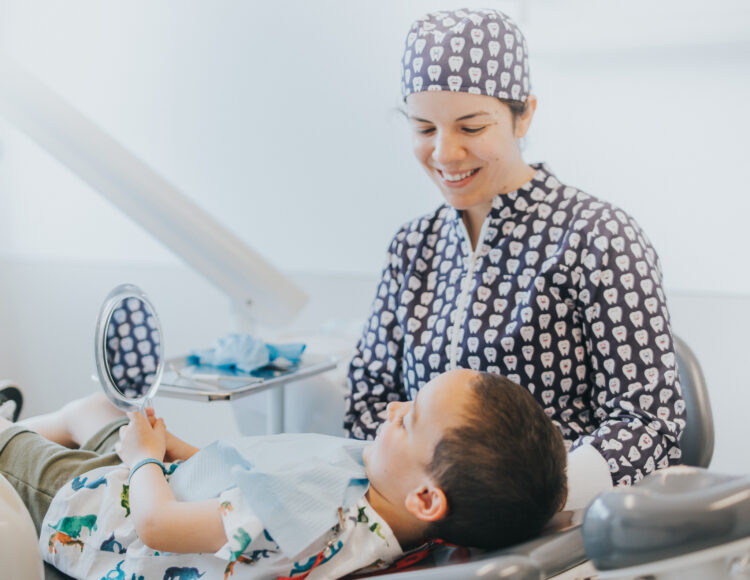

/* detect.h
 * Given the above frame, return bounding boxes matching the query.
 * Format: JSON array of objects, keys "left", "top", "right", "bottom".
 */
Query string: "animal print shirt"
[
  {"left": 345, "top": 163, "right": 685, "bottom": 486},
  {"left": 40, "top": 464, "right": 402, "bottom": 579}
]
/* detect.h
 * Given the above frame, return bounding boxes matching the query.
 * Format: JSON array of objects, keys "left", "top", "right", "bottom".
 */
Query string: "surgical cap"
[{"left": 400, "top": 8, "right": 531, "bottom": 103}]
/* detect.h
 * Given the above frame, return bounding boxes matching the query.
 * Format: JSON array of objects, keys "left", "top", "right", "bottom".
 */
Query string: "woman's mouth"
[{"left": 437, "top": 168, "right": 480, "bottom": 187}]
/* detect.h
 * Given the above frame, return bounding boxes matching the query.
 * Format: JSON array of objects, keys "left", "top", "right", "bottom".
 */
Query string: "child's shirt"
[{"left": 40, "top": 462, "right": 403, "bottom": 579}]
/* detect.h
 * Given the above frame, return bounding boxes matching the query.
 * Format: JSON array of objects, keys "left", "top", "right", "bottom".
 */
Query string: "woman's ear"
[
  {"left": 404, "top": 483, "right": 448, "bottom": 523},
  {"left": 514, "top": 94, "right": 537, "bottom": 138}
]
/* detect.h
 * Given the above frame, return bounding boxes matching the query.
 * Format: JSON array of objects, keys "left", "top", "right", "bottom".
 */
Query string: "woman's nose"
[{"left": 432, "top": 131, "right": 465, "bottom": 165}]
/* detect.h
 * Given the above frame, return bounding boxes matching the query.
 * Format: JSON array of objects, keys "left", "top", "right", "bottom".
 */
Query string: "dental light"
[{"left": 0, "top": 53, "right": 307, "bottom": 328}]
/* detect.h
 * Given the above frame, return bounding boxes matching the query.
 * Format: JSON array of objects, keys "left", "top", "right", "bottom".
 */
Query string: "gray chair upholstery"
[{"left": 675, "top": 335, "right": 714, "bottom": 467}]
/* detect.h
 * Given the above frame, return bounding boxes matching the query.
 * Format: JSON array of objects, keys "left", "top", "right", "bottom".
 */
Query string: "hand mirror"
[{"left": 95, "top": 284, "right": 164, "bottom": 412}]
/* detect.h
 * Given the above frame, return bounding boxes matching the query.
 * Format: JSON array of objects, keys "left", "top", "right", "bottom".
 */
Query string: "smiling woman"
[{"left": 345, "top": 7, "right": 686, "bottom": 506}]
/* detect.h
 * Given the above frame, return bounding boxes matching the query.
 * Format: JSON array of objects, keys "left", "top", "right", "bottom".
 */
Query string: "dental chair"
[{"left": 0, "top": 335, "right": 742, "bottom": 580}]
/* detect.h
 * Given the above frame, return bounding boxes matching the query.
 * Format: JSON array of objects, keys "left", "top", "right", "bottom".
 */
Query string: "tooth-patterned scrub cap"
[{"left": 401, "top": 8, "right": 531, "bottom": 103}]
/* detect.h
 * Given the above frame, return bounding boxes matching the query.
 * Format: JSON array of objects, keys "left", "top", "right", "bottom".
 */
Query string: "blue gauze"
[
  {"left": 187, "top": 333, "right": 306, "bottom": 373},
  {"left": 168, "top": 434, "right": 369, "bottom": 558}
]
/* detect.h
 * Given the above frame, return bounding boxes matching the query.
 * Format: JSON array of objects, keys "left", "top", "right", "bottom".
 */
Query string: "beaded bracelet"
[{"left": 128, "top": 458, "right": 167, "bottom": 485}]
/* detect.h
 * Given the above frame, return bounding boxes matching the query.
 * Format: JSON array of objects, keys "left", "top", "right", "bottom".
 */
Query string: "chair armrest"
[
  {"left": 583, "top": 466, "right": 750, "bottom": 570},
  {"left": 0, "top": 474, "right": 45, "bottom": 580}
]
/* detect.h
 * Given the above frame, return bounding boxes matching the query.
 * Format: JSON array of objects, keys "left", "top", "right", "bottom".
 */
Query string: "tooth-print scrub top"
[
  {"left": 345, "top": 163, "right": 684, "bottom": 487},
  {"left": 41, "top": 464, "right": 402, "bottom": 580}
]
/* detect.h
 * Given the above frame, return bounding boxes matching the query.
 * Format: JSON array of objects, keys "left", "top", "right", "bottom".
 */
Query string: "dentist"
[{"left": 344, "top": 8, "right": 684, "bottom": 507}]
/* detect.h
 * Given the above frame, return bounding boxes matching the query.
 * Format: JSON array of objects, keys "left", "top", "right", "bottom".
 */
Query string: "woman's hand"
[{"left": 116, "top": 409, "right": 166, "bottom": 468}]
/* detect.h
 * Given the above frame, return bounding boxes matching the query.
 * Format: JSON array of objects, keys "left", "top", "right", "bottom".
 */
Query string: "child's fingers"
[
  {"left": 153, "top": 417, "right": 166, "bottom": 437},
  {"left": 133, "top": 411, "right": 150, "bottom": 427}
]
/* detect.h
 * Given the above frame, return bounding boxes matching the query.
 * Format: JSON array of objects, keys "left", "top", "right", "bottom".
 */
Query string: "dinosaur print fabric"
[{"left": 345, "top": 163, "right": 684, "bottom": 486}]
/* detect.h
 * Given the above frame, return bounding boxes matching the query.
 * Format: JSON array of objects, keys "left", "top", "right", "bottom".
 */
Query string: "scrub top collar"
[{"left": 447, "top": 162, "right": 562, "bottom": 247}]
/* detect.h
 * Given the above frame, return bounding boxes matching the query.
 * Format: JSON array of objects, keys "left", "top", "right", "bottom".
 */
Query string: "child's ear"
[{"left": 404, "top": 483, "right": 448, "bottom": 523}]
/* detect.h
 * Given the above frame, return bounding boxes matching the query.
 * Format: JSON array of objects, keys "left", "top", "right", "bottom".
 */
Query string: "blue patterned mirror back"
[{"left": 104, "top": 296, "right": 161, "bottom": 399}]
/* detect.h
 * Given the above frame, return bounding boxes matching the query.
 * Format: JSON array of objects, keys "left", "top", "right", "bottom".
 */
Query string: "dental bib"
[{"left": 169, "top": 433, "right": 369, "bottom": 558}]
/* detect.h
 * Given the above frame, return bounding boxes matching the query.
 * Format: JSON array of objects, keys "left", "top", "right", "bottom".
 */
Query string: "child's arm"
[{"left": 118, "top": 411, "right": 227, "bottom": 553}]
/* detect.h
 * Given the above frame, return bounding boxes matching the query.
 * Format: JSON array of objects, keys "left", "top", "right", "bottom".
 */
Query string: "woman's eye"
[
  {"left": 462, "top": 126, "right": 486, "bottom": 134},
  {"left": 415, "top": 126, "right": 435, "bottom": 135}
]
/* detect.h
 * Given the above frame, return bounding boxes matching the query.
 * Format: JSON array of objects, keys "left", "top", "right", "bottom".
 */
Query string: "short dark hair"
[
  {"left": 499, "top": 98, "right": 529, "bottom": 131},
  {"left": 425, "top": 372, "right": 567, "bottom": 550}
]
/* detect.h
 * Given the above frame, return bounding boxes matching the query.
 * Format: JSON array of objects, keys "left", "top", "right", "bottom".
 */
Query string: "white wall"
[
  {"left": 1, "top": 1, "right": 749, "bottom": 289},
  {"left": 0, "top": 1, "right": 749, "bottom": 472}
]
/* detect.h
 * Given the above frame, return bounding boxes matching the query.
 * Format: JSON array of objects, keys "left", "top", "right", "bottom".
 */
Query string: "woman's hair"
[
  {"left": 425, "top": 372, "right": 568, "bottom": 550},
  {"left": 500, "top": 98, "right": 529, "bottom": 129}
]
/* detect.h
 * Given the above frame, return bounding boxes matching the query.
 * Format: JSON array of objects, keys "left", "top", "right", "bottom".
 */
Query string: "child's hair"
[{"left": 425, "top": 372, "right": 567, "bottom": 550}]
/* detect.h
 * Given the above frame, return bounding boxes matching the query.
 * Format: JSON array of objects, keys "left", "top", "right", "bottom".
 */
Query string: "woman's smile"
[{"left": 435, "top": 167, "right": 481, "bottom": 187}]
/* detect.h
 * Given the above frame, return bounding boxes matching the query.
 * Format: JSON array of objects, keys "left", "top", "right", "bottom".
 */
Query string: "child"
[{"left": 0, "top": 369, "right": 566, "bottom": 579}]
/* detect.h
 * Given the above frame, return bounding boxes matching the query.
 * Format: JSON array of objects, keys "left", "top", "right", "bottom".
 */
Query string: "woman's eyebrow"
[
  {"left": 408, "top": 112, "right": 492, "bottom": 123},
  {"left": 455, "top": 111, "right": 491, "bottom": 121}
]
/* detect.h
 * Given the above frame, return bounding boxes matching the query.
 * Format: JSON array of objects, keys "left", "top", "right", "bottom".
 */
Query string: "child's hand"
[
  {"left": 116, "top": 410, "right": 167, "bottom": 468},
  {"left": 144, "top": 407, "right": 199, "bottom": 462}
]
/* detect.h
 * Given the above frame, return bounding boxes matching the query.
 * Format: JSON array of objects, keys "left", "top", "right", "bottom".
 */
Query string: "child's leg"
[
  {"left": 0, "top": 418, "right": 126, "bottom": 532},
  {"left": 18, "top": 392, "right": 125, "bottom": 448}
]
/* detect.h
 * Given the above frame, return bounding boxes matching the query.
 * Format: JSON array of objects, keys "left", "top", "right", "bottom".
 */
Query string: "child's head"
[{"left": 363, "top": 369, "right": 567, "bottom": 550}]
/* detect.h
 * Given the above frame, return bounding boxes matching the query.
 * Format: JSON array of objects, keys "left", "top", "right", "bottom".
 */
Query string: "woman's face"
[{"left": 406, "top": 91, "right": 535, "bottom": 218}]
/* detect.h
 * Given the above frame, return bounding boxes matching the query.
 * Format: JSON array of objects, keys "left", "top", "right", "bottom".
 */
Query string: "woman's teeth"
[{"left": 442, "top": 169, "right": 477, "bottom": 182}]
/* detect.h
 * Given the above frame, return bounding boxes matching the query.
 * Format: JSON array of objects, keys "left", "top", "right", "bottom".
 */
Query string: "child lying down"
[{"left": 0, "top": 369, "right": 567, "bottom": 579}]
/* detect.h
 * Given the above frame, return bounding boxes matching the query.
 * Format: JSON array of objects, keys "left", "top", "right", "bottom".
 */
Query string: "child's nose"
[{"left": 387, "top": 402, "right": 404, "bottom": 421}]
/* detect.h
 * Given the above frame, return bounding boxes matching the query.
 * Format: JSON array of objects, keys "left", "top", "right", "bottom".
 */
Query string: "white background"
[{"left": 0, "top": 0, "right": 749, "bottom": 473}]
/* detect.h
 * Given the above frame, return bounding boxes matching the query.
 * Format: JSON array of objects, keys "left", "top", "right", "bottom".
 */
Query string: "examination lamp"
[{"left": 0, "top": 54, "right": 308, "bottom": 328}]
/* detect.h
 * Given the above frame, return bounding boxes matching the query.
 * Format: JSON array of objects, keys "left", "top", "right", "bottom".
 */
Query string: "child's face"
[{"left": 363, "top": 369, "right": 477, "bottom": 506}]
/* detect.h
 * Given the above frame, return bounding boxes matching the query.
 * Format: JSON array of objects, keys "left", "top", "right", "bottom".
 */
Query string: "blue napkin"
[
  {"left": 187, "top": 333, "right": 306, "bottom": 373},
  {"left": 168, "top": 433, "right": 369, "bottom": 558}
]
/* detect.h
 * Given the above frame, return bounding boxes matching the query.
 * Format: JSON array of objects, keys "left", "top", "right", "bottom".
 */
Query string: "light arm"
[
  {"left": 128, "top": 463, "right": 226, "bottom": 553},
  {"left": 0, "top": 54, "right": 306, "bottom": 327}
]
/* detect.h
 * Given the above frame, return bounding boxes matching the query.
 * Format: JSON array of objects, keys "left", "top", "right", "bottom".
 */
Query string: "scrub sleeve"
[{"left": 0, "top": 416, "right": 128, "bottom": 532}]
